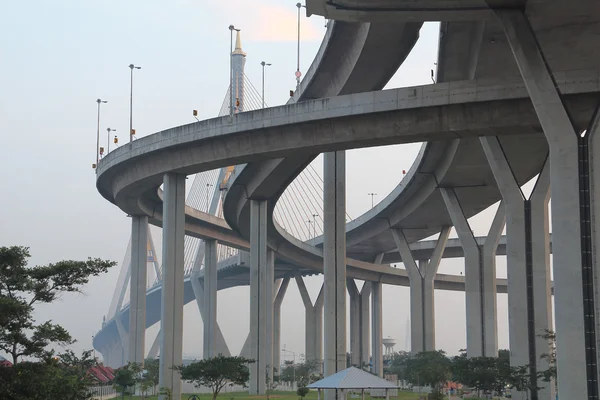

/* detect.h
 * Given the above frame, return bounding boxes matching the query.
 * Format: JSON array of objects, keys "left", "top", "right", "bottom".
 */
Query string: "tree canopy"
[
  {"left": 0, "top": 350, "right": 99, "bottom": 400},
  {"left": 279, "top": 359, "right": 322, "bottom": 385},
  {"left": 176, "top": 355, "right": 254, "bottom": 400},
  {"left": 405, "top": 350, "right": 452, "bottom": 392},
  {"left": 0, "top": 245, "right": 115, "bottom": 399},
  {"left": 0, "top": 246, "right": 115, "bottom": 363}
]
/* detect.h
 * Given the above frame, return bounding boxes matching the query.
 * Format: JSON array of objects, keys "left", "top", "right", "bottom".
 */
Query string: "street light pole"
[
  {"left": 368, "top": 193, "right": 377, "bottom": 208},
  {"left": 129, "top": 64, "right": 141, "bottom": 143},
  {"left": 282, "top": 348, "right": 296, "bottom": 387},
  {"left": 296, "top": 3, "right": 305, "bottom": 88},
  {"left": 206, "top": 183, "right": 213, "bottom": 212},
  {"left": 107, "top": 128, "right": 116, "bottom": 153},
  {"left": 261, "top": 61, "right": 272, "bottom": 108},
  {"left": 95, "top": 98, "right": 107, "bottom": 166},
  {"left": 312, "top": 213, "right": 318, "bottom": 245}
]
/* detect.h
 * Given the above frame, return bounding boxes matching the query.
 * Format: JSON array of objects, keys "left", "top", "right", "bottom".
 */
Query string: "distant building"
[{"left": 0, "top": 354, "right": 12, "bottom": 367}]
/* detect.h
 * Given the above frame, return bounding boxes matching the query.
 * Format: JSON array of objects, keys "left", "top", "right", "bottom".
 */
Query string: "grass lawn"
[{"left": 127, "top": 390, "right": 449, "bottom": 400}]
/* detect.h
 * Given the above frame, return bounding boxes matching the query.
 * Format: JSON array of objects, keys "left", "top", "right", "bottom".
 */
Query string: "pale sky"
[{"left": 0, "top": 0, "right": 524, "bottom": 362}]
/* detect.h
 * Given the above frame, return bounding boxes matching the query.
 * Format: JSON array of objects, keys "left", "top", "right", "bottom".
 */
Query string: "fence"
[{"left": 89, "top": 384, "right": 118, "bottom": 399}]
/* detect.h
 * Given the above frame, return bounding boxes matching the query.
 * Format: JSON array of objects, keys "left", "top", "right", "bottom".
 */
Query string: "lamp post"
[
  {"left": 282, "top": 348, "right": 296, "bottom": 387},
  {"left": 128, "top": 64, "right": 141, "bottom": 143},
  {"left": 368, "top": 193, "right": 378, "bottom": 208},
  {"left": 261, "top": 61, "right": 272, "bottom": 108},
  {"left": 106, "top": 128, "right": 116, "bottom": 153},
  {"left": 306, "top": 220, "right": 312, "bottom": 243},
  {"left": 312, "top": 213, "right": 318, "bottom": 245},
  {"left": 229, "top": 25, "right": 240, "bottom": 116},
  {"left": 95, "top": 99, "right": 107, "bottom": 166},
  {"left": 206, "top": 183, "right": 213, "bottom": 212},
  {"left": 296, "top": 3, "right": 306, "bottom": 88}
]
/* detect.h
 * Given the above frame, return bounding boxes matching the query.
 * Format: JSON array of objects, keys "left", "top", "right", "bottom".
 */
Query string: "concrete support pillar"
[
  {"left": 115, "top": 316, "right": 128, "bottom": 366},
  {"left": 441, "top": 189, "right": 503, "bottom": 358},
  {"left": 392, "top": 228, "right": 450, "bottom": 353},
  {"left": 324, "top": 151, "right": 346, "bottom": 400},
  {"left": 482, "top": 203, "right": 505, "bottom": 358},
  {"left": 296, "top": 276, "right": 325, "bottom": 364},
  {"left": 249, "top": 199, "right": 271, "bottom": 395},
  {"left": 159, "top": 173, "right": 185, "bottom": 400},
  {"left": 360, "top": 283, "right": 371, "bottom": 369},
  {"left": 190, "top": 275, "right": 231, "bottom": 357},
  {"left": 265, "top": 250, "right": 275, "bottom": 382},
  {"left": 494, "top": 9, "right": 600, "bottom": 399},
  {"left": 273, "top": 277, "right": 291, "bottom": 376},
  {"left": 129, "top": 215, "right": 148, "bottom": 365},
  {"left": 347, "top": 280, "right": 361, "bottom": 367},
  {"left": 147, "top": 330, "right": 160, "bottom": 359},
  {"left": 481, "top": 136, "right": 552, "bottom": 399},
  {"left": 371, "top": 281, "right": 383, "bottom": 377},
  {"left": 203, "top": 239, "right": 218, "bottom": 359}
]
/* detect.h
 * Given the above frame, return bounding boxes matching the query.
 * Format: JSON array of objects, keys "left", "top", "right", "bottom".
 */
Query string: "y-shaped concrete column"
[
  {"left": 273, "top": 277, "right": 290, "bottom": 375},
  {"left": 481, "top": 136, "right": 552, "bottom": 399},
  {"left": 296, "top": 276, "right": 325, "bottom": 365},
  {"left": 202, "top": 239, "right": 218, "bottom": 359},
  {"left": 159, "top": 173, "right": 185, "bottom": 400},
  {"left": 324, "top": 151, "right": 346, "bottom": 400},
  {"left": 441, "top": 189, "right": 505, "bottom": 357},
  {"left": 392, "top": 228, "right": 450, "bottom": 353},
  {"left": 249, "top": 200, "right": 272, "bottom": 395},
  {"left": 347, "top": 279, "right": 371, "bottom": 368},
  {"left": 493, "top": 10, "right": 600, "bottom": 398},
  {"left": 129, "top": 215, "right": 148, "bottom": 365}
]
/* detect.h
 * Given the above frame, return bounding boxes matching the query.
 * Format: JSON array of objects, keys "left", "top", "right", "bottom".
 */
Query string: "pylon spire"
[{"left": 232, "top": 30, "right": 246, "bottom": 56}]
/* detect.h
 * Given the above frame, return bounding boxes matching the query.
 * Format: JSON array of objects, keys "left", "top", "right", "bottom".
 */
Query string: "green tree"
[
  {"left": 280, "top": 359, "right": 322, "bottom": 384},
  {"left": 385, "top": 351, "right": 412, "bottom": 381},
  {"left": 144, "top": 358, "right": 160, "bottom": 395},
  {"left": 0, "top": 246, "right": 115, "bottom": 363},
  {"left": 405, "top": 351, "right": 451, "bottom": 395},
  {"left": 537, "top": 329, "right": 557, "bottom": 385},
  {"left": 113, "top": 363, "right": 137, "bottom": 398},
  {"left": 176, "top": 355, "right": 254, "bottom": 400},
  {"left": 297, "top": 386, "right": 310, "bottom": 399},
  {"left": 0, "top": 351, "right": 98, "bottom": 400}
]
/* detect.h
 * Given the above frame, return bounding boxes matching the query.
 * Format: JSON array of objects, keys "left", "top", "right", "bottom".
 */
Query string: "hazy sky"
[{"left": 0, "top": 0, "right": 524, "bottom": 362}]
